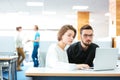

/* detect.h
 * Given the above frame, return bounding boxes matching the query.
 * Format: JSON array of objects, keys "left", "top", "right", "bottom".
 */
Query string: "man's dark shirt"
[{"left": 67, "top": 42, "right": 99, "bottom": 67}]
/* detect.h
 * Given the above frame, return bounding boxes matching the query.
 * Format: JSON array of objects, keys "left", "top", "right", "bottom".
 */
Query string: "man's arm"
[{"left": 32, "top": 37, "right": 40, "bottom": 42}]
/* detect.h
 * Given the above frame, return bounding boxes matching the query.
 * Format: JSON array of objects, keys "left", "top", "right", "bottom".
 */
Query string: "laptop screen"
[{"left": 93, "top": 48, "right": 118, "bottom": 71}]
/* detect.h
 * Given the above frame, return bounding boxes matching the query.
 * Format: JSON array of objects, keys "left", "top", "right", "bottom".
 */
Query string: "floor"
[
  {"left": 3, "top": 61, "right": 34, "bottom": 80},
  {"left": 17, "top": 62, "right": 33, "bottom": 80}
]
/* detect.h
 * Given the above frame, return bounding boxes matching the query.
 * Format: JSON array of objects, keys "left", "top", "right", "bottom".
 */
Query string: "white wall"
[
  {"left": 90, "top": 13, "right": 109, "bottom": 39},
  {"left": 0, "top": 13, "right": 110, "bottom": 41}
]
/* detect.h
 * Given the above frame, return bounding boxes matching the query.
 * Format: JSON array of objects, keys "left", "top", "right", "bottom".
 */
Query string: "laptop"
[{"left": 93, "top": 48, "right": 118, "bottom": 71}]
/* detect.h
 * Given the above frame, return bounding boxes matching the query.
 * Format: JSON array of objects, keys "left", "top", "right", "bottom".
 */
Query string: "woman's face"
[
  {"left": 19, "top": 28, "right": 22, "bottom": 32},
  {"left": 61, "top": 30, "right": 75, "bottom": 45}
]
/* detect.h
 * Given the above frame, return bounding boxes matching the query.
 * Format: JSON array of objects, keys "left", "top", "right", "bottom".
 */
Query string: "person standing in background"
[
  {"left": 28, "top": 25, "right": 40, "bottom": 67},
  {"left": 15, "top": 26, "right": 25, "bottom": 71}
]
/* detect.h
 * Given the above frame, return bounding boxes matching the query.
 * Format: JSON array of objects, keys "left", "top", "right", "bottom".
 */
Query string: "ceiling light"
[
  {"left": 17, "top": 11, "right": 29, "bottom": 15},
  {"left": 6, "top": 12, "right": 18, "bottom": 16},
  {"left": 42, "top": 11, "right": 56, "bottom": 15},
  {"left": 72, "top": 6, "right": 88, "bottom": 10},
  {"left": 26, "top": 2, "right": 44, "bottom": 6}
]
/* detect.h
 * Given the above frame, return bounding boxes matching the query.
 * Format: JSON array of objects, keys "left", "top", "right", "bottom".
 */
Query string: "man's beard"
[{"left": 82, "top": 40, "right": 91, "bottom": 47}]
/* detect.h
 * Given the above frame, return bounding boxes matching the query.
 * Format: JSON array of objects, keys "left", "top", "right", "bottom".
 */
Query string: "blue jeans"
[{"left": 32, "top": 45, "right": 39, "bottom": 67}]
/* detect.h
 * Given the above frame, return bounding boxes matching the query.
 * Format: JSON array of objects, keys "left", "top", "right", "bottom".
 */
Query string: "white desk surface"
[
  {"left": 25, "top": 60, "right": 120, "bottom": 77},
  {"left": 0, "top": 55, "right": 18, "bottom": 80},
  {"left": 25, "top": 67, "right": 120, "bottom": 77},
  {"left": 0, "top": 56, "right": 18, "bottom": 60}
]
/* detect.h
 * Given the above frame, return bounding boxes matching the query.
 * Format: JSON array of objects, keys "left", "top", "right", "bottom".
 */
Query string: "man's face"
[
  {"left": 33, "top": 26, "right": 36, "bottom": 31},
  {"left": 80, "top": 29, "right": 93, "bottom": 46}
]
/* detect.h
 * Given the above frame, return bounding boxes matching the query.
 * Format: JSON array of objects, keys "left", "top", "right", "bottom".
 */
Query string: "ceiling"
[
  {"left": 0, "top": 0, "right": 109, "bottom": 30},
  {"left": 0, "top": 0, "right": 109, "bottom": 15}
]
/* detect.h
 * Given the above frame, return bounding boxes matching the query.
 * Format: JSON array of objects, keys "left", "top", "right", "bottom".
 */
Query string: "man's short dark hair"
[
  {"left": 80, "top": 24, "right": 93, "bottom": 34},
  {"left": 35, "top": 25, "right": 39, "bottom": 30}
]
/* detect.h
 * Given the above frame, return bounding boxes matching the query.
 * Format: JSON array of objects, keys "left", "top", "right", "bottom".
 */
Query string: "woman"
[
  {"left": 45, "top": 25, "right": 89, "bottom": 70},
  {"left": 15, "top": 26, "right": 25, "bottom": 71}
]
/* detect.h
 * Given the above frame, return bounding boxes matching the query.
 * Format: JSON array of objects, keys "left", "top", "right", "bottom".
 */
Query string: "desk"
[
  {"left": 0, "top": 56, "right": 18, "bottom": 80},
  {"left": 25, "top": 67, "right": 120, "bottom": 80}
]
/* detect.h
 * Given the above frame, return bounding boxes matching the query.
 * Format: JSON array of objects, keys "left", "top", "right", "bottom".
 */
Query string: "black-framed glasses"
[{"left": 83, "top": 34, "right": 93, "bottom": 38}]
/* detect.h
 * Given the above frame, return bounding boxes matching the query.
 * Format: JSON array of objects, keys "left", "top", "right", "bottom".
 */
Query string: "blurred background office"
[
  {"left": 0, "top": 0, "right": 120, "bottom": 67},
  {"left": 0, "top": 0, "right": 120, "bottom": 80}
]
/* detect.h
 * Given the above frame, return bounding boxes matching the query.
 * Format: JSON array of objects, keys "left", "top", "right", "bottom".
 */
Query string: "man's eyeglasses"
[{"left": 82, "top": 34, "right": 93, "bottom": 38}]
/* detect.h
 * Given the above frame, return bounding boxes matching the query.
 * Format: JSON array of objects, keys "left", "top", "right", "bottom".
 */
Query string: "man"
[
  {"left": 67, "top": 24, "right": 99, "bottom": 67},
  {"left": 28, "top": 25, "right": 40, "bottom": 67}
]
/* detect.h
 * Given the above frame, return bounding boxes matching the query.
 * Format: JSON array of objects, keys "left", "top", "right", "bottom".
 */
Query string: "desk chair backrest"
[{"left": 39, "top": 41, "right": 57, "bottom": 67}]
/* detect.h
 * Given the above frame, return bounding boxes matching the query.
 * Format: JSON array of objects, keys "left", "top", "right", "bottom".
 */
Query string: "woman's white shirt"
[
  {"left": 46, "top": 44, "right": 77, "bottom": 70},
  {"left": 15, "top": 32, "right": 24, "bottom": 48}
]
